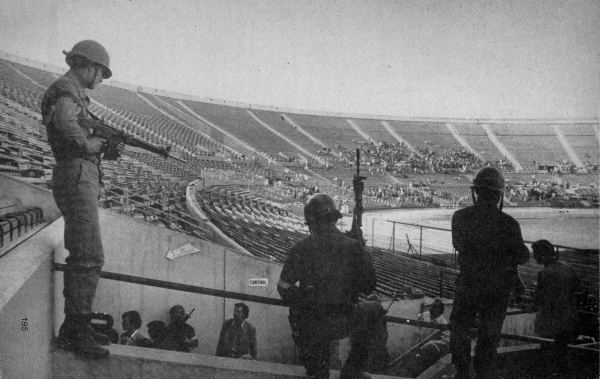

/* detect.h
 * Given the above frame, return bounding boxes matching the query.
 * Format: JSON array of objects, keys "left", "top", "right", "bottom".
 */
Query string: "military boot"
[
  {"left": 71, "top": 315, "right": 110, "bottom": 359},
  {"left": 83, "top": 314, "right": 110, "bottom": 345},
  {"left": 57, "top": 314, "right": 78, "bottom": 351}
]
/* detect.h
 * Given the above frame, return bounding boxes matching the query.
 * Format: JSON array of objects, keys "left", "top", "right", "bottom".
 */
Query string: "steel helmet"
[
  {"left": 63, "top": 40, "right": 112, "bottom": 79},
  {"left": 472, "top": 167, "right": 505, "bottom": 193},
  {"left": 304, "top": 194, "right": 342, "bottom": 224}
]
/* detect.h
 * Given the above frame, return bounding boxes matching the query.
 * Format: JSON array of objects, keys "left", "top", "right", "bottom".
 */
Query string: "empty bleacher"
[
  {"left": 386, "top": 121, "right": 464, "bottom": 152},
  {"left": 451, "top": 123, "right": 506, "bottom": 162},
  {"left": 198, "top": 184, "right": 461, "bottom": 298},
  {"left": 0, "top": 199, "right": 44, "bottom": 253},
  {"left": 285, "top": 113, "right": 367, "bottom": 150},
  {"left": 489, "top": 124, "right": 571, "bottom": 169}
]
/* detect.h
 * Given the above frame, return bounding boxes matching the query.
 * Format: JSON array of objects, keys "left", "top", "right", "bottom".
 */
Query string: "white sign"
[
  {"left": 248, "top": 278, "right": 269, "bottom": 287},
  {"left": 166, "top": 243, "right": 201, "bottom": 260}
]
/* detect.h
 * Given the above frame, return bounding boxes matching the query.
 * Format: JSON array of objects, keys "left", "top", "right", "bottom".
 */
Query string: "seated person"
[
  {"left": 120, "top": 310, "right": 151, "bottom": 347},
  {"left": 147, "top": 320, "right": 167, "bottom": 349},
  {"left": 162, "top": 305, "right": 199, "bottom": 352},
  {"left": 417, "top": 298, "right": 449, "bottom": 369},
  {"left": 216, "top": 303, "right": 257, "bottom": 359}
]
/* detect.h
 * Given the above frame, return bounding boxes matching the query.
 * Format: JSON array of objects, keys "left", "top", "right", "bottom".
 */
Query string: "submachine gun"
[
  {"left": 347, "top": 148, "right": 367, "bottom": 246},
  {"left": 81, "top": 111, "right": 186, "bottom": 163}
]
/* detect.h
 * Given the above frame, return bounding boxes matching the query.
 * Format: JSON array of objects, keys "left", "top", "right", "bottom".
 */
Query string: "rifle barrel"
[{"left": 356, "top": 148, "right": 360, "bottom": 177}]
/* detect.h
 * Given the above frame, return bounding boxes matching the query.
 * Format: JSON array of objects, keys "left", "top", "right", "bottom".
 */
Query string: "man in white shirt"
[{"left": 417, "top": 299, "right": 449, "bottom": 369}]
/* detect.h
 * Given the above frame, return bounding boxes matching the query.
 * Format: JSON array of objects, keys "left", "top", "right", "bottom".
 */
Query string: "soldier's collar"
[{"left": 65, "top": 70, "right": 87, "bottom": 99}]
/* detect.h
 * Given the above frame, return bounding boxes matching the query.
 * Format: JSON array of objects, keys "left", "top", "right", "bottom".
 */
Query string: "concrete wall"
[
  {"left": 0, "top": 173, "right": 60, "bottom": 220},
  {"left": 0, "top": 220, "right": 61, "bottom": 379},
  {"left": 53, "top": 344, "right": 404, "bottom": 379},
  {"left": 53, "top": 209, "right": 298, "bottom": 363}
]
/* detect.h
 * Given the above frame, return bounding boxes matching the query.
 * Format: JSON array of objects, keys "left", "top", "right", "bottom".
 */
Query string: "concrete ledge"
[
  {"left": 0, "top": 219, "right": 61, "bottom": 308},
  {"left": 0, "top": 218, "right": 60, "bottom": 379},
  {"left": 53, "top": 344, "right": 403, "bottom": 379},
  {"left": 0, "top": 173, "right": 60, "bottom": 220}
]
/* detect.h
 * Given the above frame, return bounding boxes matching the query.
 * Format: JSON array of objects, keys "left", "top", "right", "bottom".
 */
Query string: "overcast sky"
[{"left": 1, "top": 0, "right": 598, "bottom": 119}]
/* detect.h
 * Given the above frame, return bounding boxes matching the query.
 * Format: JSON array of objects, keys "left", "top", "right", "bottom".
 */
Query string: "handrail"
[
  {"left": 386, "top": 219, "right": 596, "bottom": 252},
  {"left": 53, "top": 263, "right": 283, "bottom": 306}
]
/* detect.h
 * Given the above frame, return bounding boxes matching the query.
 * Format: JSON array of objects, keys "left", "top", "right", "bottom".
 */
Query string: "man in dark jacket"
[
  {"left": 278, "top": 194, "right": 377, "bottom": 379},
  {"left": 41, "top": 40, "right": 122, "bottom": 358},
  {"left": 449, "top": 167, "right": 529, "bottom": 379},
  {"left": 216, "top": 303, "right": 257, "bottom": 359}
]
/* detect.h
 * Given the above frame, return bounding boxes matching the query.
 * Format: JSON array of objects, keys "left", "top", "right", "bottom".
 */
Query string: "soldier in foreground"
[
  {"left": 449, "top": 167, "right": 529, "bottom": 378},
  {"left": 532, "top": 239, "right": 582, "bottom": 375},
  {"left": 41, "top": 40, "right": 123, "bottom": 358},
  {"left": 277, "top": 194, "right": 377, "bottom": 379}
]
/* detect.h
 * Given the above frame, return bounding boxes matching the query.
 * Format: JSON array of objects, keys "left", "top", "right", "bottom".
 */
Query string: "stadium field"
[{"left": 354, "top": 207, "right": 599, "bottom": 250}]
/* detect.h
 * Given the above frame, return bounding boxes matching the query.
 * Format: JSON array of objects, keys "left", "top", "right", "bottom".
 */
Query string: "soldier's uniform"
[
  {"left": 42, "top": 70, "right": 104, "bottom": 317},
  {"left": 449, "top": 167, "right": 529, "bottom": 378},
  {"left": 278, "top": 194, "right": 376, "bottom": 379},
  {"left": 41, "top": 40, "right": 114, "bottom": 358}
]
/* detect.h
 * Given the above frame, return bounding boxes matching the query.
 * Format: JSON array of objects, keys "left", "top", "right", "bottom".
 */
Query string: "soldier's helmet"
[
  {"left": 304, "top": 194, "right": 342, "bottom": 225},
  {"left": 471, "top": 167, "right": 505, "bottom": 193},
  {"left": 532, "top": 239, "right": 557, "bottom": 264},
  {"left": 63, "top": 40, "right": 112, "bottom": 79}
]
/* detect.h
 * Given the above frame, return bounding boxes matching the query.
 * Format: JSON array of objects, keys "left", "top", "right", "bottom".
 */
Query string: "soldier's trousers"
[
  {"left": 295, "top": 306, "right": 372, "bottom": 379},
  {"left": 449, "top": 285, "right": 510, "bottom": 378},
  {"left": 52, "top": 159, "right": 104, "bottom": 315}
]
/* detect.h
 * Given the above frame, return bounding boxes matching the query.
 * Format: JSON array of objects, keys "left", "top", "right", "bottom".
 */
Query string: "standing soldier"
[
  {"left": 41, "top": 40, "right": 122, "bottom": 358},
  {"left": 277, "top": 194, "right": 377, "bottom": 379},
  {"left": 449, "top": 167, "right": 529, "bottom": 378},
  {"left": 532, "top": 239, "right": 582, "bottom": 375}
]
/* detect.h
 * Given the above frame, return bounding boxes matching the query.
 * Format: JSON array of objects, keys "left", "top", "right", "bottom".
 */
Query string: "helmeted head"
[
  {"left": 532, "top": 239, "right": 557, "bottom": 265},
  {"left": 169, "top": 305, "right": 187, "bottom": 323},
  {"left": 472, "top": 167, "right": 505, "bottom": 193},
  {"left": 304, "top": 193, "right": 342, "bottom": 226},
  {"left": 63, "top": 40, "right": 112, "bottom": 79},
  {"left": 471, "top": 167, "right": 505, "bottom": 207}
]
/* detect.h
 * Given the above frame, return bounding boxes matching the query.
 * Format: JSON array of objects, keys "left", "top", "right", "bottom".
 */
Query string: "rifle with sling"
[
  {"left": 347, "top": 148, "right": 366, "bottom": 246},
  {"left": 81, "top": 110, "right": 186, "bottom": 163}
]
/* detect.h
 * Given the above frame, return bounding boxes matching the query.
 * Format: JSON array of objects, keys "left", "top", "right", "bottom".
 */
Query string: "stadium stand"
[{"left": 0, "top": 53, "right": 598, "bottom": 304}]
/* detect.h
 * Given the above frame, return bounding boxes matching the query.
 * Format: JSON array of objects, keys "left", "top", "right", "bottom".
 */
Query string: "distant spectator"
[
  {"left": 147, "top": 320, "right": 167, "bottom": 349},
  {"left": 162, "top": 305, "right": 198, "bottom": 352},
  {"left": 216, "top": 303, "right": 257, "bottom": 359},
  {"left": 120, "top": 310, "right": 151, "bottom": 347}
]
